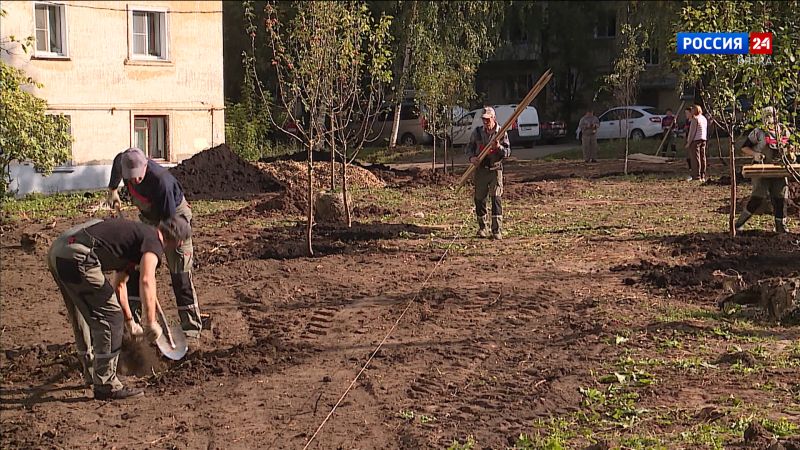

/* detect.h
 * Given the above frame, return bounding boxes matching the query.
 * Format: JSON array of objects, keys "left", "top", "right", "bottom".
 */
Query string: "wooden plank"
[
  {"left": 457, "top": 69, "right": 553, "bottom": 188},
  {"left": 742, "top": 164, "right": 800, "bottom": 178}
]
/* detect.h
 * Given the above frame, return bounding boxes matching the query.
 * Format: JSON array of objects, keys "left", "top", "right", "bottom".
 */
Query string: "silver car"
[{"left": 367, "top": 103, "right": 432, "bottom": 146}]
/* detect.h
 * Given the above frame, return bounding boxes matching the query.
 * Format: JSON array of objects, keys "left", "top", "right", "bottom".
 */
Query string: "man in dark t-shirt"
[
  {"left": 47, "top": 216, "right": 190, "bottom": 400},
  {"left": 107, "top": 147, "right": 203, "bottom": 338}
]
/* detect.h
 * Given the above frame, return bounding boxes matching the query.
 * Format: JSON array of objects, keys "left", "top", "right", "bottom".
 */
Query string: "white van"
[{"left": 449, "top": 104, "right": 541, "bottom": 147}]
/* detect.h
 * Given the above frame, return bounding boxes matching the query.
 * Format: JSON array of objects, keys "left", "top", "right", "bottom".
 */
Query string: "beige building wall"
[{"left": 1, "top": 1, "right": 224, "bottom": 173}]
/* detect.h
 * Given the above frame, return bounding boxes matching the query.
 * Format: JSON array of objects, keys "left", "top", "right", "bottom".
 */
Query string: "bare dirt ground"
[{"left": 2, "top": 154, "right": 800, "bottom": 449}]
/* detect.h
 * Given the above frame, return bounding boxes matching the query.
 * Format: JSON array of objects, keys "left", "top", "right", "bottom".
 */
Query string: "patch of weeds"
[
  {"left": 189, "top": 199, "right": 250, "bottom": 216},
  {"left": 656, "top": 336, "right": 682, "bottom": 350},
  {"left": 730, "top": 361, "right": 761, "bottom": 375},
  {"left": 527, "top": 417, "right": 577, "bottom": 449},
  {"left": 419, "top": 414, "right": 436, "bottom": 424},
  {"left": 761, "top": 417, "right": 800, "bottom": 437},
  {"left": 447, "top": 435, "right": 476, "bottom": 450},
  {"left": 657, "top": 306, "right": 723, "bottom": 323},
  {"left": 396, "top": 409, "right": 437, "bottom": 425},
  {"left": 673, "top": 357, "right": 717, "bottom": 371},
  {"left": 3, "top": 191, "right": 103, "bottom": 220},
  {"left": 679, "top": 423, "right": 728, "bottom": 450},
  {"left": 711, "top": 326, "right": 733, "bottom": 340},
  {"left": 397, "top": 409, "right": 415, "bottom": 421}
]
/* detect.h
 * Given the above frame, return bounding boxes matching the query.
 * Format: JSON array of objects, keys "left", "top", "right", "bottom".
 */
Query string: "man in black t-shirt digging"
[
  {"left": 107, "top": 147, "right": 203, "bottom": 338},
  {"left": 47, "top": 217, "right": 191, "bottom": 400}
]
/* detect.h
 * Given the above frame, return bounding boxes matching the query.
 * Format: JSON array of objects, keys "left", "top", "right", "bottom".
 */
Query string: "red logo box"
[{"left": 749, "top": 32, "right": 773, "bottom": 54}]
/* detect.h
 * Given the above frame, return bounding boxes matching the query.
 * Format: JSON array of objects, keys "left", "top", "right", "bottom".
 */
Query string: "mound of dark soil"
[
  {"left": 170, "top": 144, "right": 281, "bottom": 200},
  {"left": 614, "top": 232, "right": 800, "bottom": 297}
]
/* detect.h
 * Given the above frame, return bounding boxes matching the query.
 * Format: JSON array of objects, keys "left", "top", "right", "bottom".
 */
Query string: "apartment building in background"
[{"left": 1, "top": 1, "right": 224, "bottom": 196}]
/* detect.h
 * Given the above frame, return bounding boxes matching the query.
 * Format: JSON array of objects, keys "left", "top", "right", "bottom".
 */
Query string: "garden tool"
[
  {"left": 154, "top": 299, "right": 188, "bottom": 360},
  {"left": 115, "top": 205, "right": 189, "bottom": 360}
]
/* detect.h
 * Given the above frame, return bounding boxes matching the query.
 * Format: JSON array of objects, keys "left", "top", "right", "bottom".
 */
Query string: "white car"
[
  {"left": 575, "top": 106, "right": 666, "bottom": 141},
  {"left": 449, "top": 104, "right": 540, "bottom": 146}
]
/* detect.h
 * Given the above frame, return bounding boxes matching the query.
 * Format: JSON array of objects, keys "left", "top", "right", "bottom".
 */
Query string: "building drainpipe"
[{"left": 210, "top": 107, "right": 215, "bottom": 147}]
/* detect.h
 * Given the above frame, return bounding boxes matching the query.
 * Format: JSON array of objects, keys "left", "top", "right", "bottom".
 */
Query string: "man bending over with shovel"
[
  {"left": 107, "top": 147, "right": 204, "bottom": 338},
  {"left": 47, "top": 216, "right": 191, "bottom": 400}
]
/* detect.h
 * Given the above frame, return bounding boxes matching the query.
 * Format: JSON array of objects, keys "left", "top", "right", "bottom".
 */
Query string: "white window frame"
[
  {"left": 128, "top": 5, "right": 169, "bottom": 61},
  {"left": 132, "top": 115, "right": 170, "bottom": 161},
  {"left": 32, "top": 2, "right": 69, "bottom": 58}
]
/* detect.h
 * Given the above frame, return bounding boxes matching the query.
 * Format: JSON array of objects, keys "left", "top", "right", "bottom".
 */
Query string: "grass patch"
[
  {"left": 190, "top": 199, "right": 251, "bottom": 217},
  {"left": 356, "top": 145, "right": 430, "bottom": 164},
  {"left": 2, "top": 191, "right": 103, "bottom": 221},
  {"left": 543, "top": 137, "right": 735, "bottom": 161}
]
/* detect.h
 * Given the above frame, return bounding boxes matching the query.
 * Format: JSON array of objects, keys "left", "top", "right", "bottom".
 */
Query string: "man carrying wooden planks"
[
  {"left": 735, "top": 107, "right": 796, "bottom": 233},
  {"left": 465, "top": 107, "right": 511, "bottom": 240}
]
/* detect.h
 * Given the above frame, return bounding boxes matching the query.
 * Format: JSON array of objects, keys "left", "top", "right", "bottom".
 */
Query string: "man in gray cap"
[
  {"left": 465, "top": 106, "right": 511, "bottom": 239},
  {"left": 107, "top": 148, "right": 204, "bottom": 338}
]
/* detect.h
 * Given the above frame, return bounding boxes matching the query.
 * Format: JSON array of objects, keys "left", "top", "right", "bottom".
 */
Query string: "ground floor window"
[{"left": 134, "top": 115, "right": 168, "bottom": 160}]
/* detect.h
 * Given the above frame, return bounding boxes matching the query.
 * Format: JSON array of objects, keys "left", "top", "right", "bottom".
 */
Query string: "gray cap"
[{"left": 121, "top": 147, "right": 148, "bottom": 179}]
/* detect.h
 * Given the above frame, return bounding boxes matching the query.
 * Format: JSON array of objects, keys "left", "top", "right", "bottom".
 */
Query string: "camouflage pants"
[
  {"left": 47, "top": 219, "right": 124, "bottom": 391},
  {"left": 128, "top": 199, "right": 202, "bottom": 337}
]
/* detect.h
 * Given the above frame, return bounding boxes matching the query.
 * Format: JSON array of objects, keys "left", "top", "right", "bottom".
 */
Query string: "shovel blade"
[{"left": 155, "top": 325, "right": 188, "bottom": 360}]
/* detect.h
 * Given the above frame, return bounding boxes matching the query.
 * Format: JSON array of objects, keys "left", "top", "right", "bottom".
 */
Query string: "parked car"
[
  {"left": 575, "top": 106, "right": 665, "bottom": 141},
  {"left": 367, "top": 102, "right": 432, "bottom": 146},
  {"left": 449, "top": 104, "right": 541, "bottom": 147},
  {"left": 540, "top": 119, "right": 567, "bottom": 144}
]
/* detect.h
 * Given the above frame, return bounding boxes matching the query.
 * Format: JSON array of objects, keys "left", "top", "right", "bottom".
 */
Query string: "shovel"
[
  {"left": 115, "top": 205, "right": 189, "bottom": 360},
  {"left": 154, "top": 299, "right": 188, "bottom": 360}
]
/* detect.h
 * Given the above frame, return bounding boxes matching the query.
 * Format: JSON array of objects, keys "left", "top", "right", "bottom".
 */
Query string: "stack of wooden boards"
[{"left": 742, "top": 164, "right": 800, "bottom": 178}]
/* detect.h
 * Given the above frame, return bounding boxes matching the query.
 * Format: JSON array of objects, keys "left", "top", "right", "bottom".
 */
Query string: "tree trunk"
[
  {"left": 624, "top": 108, "right": 630, "bottom": 176},
  {"left": 729, "top": 137, "right": 737, "bottom": 237},
  {"left": 342, "top": 144, "right": 352, "bottom": 228},
  {"left": 431, "top": 122, "right": 436, "bottom": 171},
  {"left": 443, "top": 134, "right": 448, "bottom": 174},
  {"left": 389, "top": 43, "right": 412, "bottom": 149},
  {"left": 329, "top": 115, "right": 336, "bottom": 191},
  {"left": 307, "top": 141, "right": 314, "bottom": 256}
]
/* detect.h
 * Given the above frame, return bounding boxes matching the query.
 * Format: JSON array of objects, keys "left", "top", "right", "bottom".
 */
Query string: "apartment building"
[{"left": 1, "top": 1, "right": 224, "bottom": 195}]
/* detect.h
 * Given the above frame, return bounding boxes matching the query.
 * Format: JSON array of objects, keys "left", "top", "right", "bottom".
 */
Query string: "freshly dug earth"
[
  {"left": 170, "top": 144, "right": 281, "bottom": 200},
  {"left": 3, "top": 157, "right": 800, "bottom": 449},
  {"left": 254, "top": 160, "right": 384, "bottom": 214}
]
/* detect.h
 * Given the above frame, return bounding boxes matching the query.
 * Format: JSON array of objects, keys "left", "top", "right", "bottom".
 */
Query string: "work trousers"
[
  {"left": 747, "top": 177, "right": 789, "bottom": 219},
  {"left": 474, "top": 167, "right": 503, "bottom": 234},
  {"left": 688, "top": 139, "right": 707, "bottom": 179},
  {"left": 47, "top": 220, "right": 124, "bottom": 392},
  {"left": 581, "top": 134, "right": 598, "bottom": 161},
  {"left": 129, "top": 199, "right": 202, "bottom": 337}
]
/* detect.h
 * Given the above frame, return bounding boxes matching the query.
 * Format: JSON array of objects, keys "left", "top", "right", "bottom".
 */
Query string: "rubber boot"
[
  {"left": 491, "top": 215, "right": 503, "bottom": 240},
  {"left": 476, "top": 214, "right": 490, "bottom": 238},
  {"left": 775, "top": 218, "right": 789, "bottom": 233},
  {"left": 735, "top": 209, "right": 752, "bottom": 232}
]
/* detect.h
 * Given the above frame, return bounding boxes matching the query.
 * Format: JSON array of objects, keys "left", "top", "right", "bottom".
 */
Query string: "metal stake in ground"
[{"left": 456, "top": 69, "right": 553, "bottom": 189}]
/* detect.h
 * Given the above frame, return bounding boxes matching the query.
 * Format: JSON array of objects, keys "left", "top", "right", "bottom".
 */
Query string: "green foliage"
[
  {"left": 446, "top": 435, "right": 476, "bottom": 450},
  {"left": 675, "top": 1, "right": 800, "bottom": 139},
  {"left": 225, "top": 63, "right": 277, "bottom": 161},
  {"left": 761, "top": 417, "right": 800, "bottom": 437},
  {"left": 0, "top": 61, "right": 73, "bottom": 197}
]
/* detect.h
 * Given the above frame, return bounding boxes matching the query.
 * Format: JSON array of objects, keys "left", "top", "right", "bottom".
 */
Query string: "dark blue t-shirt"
[{"left": 109, "top": 154, "right": 185, "bottom": 221}]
